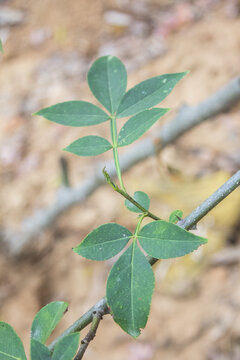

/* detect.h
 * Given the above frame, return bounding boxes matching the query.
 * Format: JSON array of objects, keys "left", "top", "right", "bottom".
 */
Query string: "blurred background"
[{"left": 0, "top": 0, "right": 240, "bottom": 359}]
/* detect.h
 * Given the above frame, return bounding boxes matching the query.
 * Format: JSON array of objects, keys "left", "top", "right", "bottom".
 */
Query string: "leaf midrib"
[
  {"left": 0, "top": 349, "right": 22, "bottom": 360},
  {"left": 71, "top": 143, "right": 112, "bottom": 150},
  {"left": 138, "top": 235, "right": 206, "bottom": 243},
  {"left": 106, "top": 58, "right": 114, "bottom": 114},
  {"left": 118, "top": 113, "right": 160, "bottom": 144},
  {"left": 80, "top": 236, "right": 132, "bottom": 249},
  {"left": 118, "top": 77, "right": 175, "bottom": 116},
  {"left": 43, "top": 112, "right": 107, "bottom": 118},
  {"left": 45, "top": 307, "right": 65, "bottom": 343},
  {"left": 130, "top": 243, "right": 136, "bottom": 332}
]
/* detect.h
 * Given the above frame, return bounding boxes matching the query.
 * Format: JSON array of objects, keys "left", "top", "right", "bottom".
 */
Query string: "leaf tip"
[
  {"left": 128, "top": 328, "right": 141, "bottom": 338},
  {"left": 202, "top": 237, "right": 208, "bottom": 244},
  {"left": 72, "top": 246, "right": 78, "bottom": 254}
]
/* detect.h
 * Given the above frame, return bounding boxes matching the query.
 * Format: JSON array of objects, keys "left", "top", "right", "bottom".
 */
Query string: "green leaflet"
[
  {"left": 138, "top": 220, "right": 207, "bottom": 259},
  {"left": 52, "top": 333, "right": 80, "bottom": 360},
  {"left": 30, "top": 339, "right": 51, "bottom": 360},
  {"left": 169, "top": 209, "right": 183, "bottom": 224},
  {"left": 31, "top": 301, "right": 68, "bottom": 344},
  {"left": 73, "top": 223, "right": 132, "bottom": 260},
  {"left": 0, "top": 40, "right": 3, "bottom": 53},
  {"left": 125, "top": 191, "right": 150, "bottom": 213},
  {"left": 35, "top": 101, "right": 109, "bottom": 127},
  {"left": 0, "top": 322, "right": 27, "bottom": 360},
  {"left": 118, "top": 108, "right": 169, "bottom": 147},
  {"left": 117, "top": 72, "right": 188, "bottom": 118},
  {"left": 64, "top": 135, "right": 112, "bottom": 156},
  {"left": 106, "top": 242, "right": 155, "bottom": 337},
  {"left": 88, "top": 56, "right": 127, "bottom": 114}
]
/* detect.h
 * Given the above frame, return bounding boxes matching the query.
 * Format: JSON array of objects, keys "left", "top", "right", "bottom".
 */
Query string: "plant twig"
[
  {"left": 74, "top": 311, "right": 102, "bottom": 360},
  {"left": 59, "top": 156, "right": 70, "bottom": 187},
  {"left": 103, "top": 168, "right": 160, "bottom": 221},
  {"left": 48, "top": 170, "right": 240, "bottom": 351},
  {"left": 1, "top": 76, "right": 240, "bottom": 256},
  {"left": 48, "top": 297, "right": 110, "bottom": 352}
]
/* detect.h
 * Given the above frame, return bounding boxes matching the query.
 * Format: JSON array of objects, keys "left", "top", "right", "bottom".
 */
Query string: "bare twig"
[
  {"left": 48, "top": 170, "right": 240, "bottom": 352},
  {"left": 48, "top": 297, "right": 110, "bottom": 353},
  {"left": 1, "top": 76, "right": 240, "bottom": 256},
  {"left": 74, "top": 311, "right": 102, "bottom": 360}
]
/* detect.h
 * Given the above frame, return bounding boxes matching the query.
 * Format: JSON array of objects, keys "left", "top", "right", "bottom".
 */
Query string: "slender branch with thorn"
[
  {"left": 48, "top": 170, "right": 240, "bottom": 354},
  {"left": 1, "top": 76, "right": 239, "bottom": 256}
]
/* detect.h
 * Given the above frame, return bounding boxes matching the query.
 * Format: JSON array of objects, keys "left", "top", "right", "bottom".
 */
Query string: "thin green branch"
[
  {"left": 103, "top": 168, "right": 160, "bottom": 221},
  {"left": 48, "top": 170, "right": 240, "bottom": 352},
  {"left": 74, "top": 311, "right": 102, "bottom": 360},
  {"left": 134, "top": 213, "right": 147, "bottom": 237}
]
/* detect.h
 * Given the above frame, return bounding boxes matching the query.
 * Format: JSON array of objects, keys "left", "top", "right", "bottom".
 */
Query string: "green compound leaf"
[
  {"left": 106, "top": 242, "right": 155, "bottom": 338},
  {"left": 64, "top": 136, "right": 112, "bottom": 156},
  {"left": 88, "top": 55, "right": 127, "bottom": 114},
  {"left": 73, "top": 223, "right": 132, "bottom": 260},
  {"left": 118, "top": 108, "right": 169, "bottom": 147},
  {"left": 52, "top": 333, "right": 80, "bottom": 360},
  {"left": 125, "top": 191, "right": 150, "bottom": 213},
  {"left": 117, "top": 72, "right": 188, "bottom": 118},
  {"left": 30, "top": 339, "right": 51, "bottom": 360},
  {"left": 35, "top": 101, "right": 109, "bottom": 127},
  {"left": 0, "top": 322, "right": 27, "bottom": 360},
  {"left": 31, "top": 301, "right": 68, "bottom": 344},
  {"left": 138, "top": 220, "right": 207, "bottom": 259},
  {"left": 169, "top": 209, "right": 183, "bottom": 224}
]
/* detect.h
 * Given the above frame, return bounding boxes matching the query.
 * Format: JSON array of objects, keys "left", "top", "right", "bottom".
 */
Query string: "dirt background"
[{"left": 0, "top": 0, "right": 240, "bottom": 359}]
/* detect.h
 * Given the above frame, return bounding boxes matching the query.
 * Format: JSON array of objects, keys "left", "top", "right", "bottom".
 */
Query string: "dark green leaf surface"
[
  {"left": 64, "top": 136, "right": 112, "bottom": 156},
  {"left": 125, "top": 191, "right": 150, "bottom": 213},
  {"left": 35, "top": 101, "right": 109, "bottom": 127},
  {"left": 118, "top": 108, "right": 169, "bottom": 147},
  {"left": 106, "top": 242, "right": 154, "bottom": 337},
  {"left": 138, "top": 220, "right": 207, "bottom": 259},
  {"left": 30, "top": 339, "right": 51, "bottom": 360},
  {"left": 31, "top": 301, "right": 68, "bottom": 344},
  {"left": 117, "top": 72, "right": 188, "bottom": 118},
  {"left": 74, "top": 223, "right": 132, "bottom": 260},
  {"left": 52, "top": 333, "right": 80, "bottom": 360},
  {"left": 88, "top": 56, "right": 127, "bottom": 114},
  {"left": 169, "top": 209, "right": 183, "bottom": 224},
  {"left": 0, "top": 322, "right": 26, "bottom": 360}
]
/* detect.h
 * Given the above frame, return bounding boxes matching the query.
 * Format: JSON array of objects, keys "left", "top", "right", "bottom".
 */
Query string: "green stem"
[
  {"left": 110, "top": 115, "right": 125, "bottom": 191},
  {"left": 103, "top": 168, "right": 161, "bottom": 221},
  {"left": 134, "top": 213, "right": 147, "bottom": 238}
]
